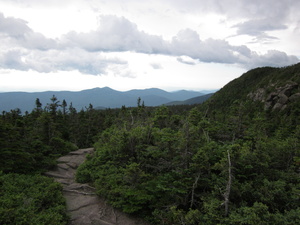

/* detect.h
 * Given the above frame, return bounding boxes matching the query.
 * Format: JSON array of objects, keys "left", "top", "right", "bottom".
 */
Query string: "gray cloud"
[
  {"left": 233, "top": 18, "right": 287, "bottom": 38},
  {"left": 170, "top": 29, "right": 241, "bottom": 64},
  {"left": 0, "top": 13, "right": 56, "bottom": 50},
  {"left": 22, "top": 32, "right": 57, "bottom": 50},
  {"left": 223, "top": 0, "right": 299, "bottom": 41},
  {"left": 244, "top": 50, "right": 299, "bottom": 69},
  {"left": 0, "top": 0, "right": 80, "bottom": 8},
  {"left": 0, "top": 49, "right": 29, "bottom": 71},
  {"left": 160, "top": 0, "right": 299, "bottom": 42},
  {"left": 0, "top": 12, "right": 31, "bottom": 38},
  {"left": 163, "top": 0, "right": 300, "bottom": 20},
  {"left": 62, "top": 16, "right": 299, "bottom": 68},
  {"left": 294, "top": 21, "right": 300, "bottom": 33},
  {"left": 0, "top": 47, "right": 128, "bottom": 75},
  {"left": 63, "top": 20, "right": 241, "bottom": 64},
  {"left": 31, "top": 49, "right": 128, "bottom": 75},
  {"left": 0, "top": 12, "right": 298, "bottom": 74}
]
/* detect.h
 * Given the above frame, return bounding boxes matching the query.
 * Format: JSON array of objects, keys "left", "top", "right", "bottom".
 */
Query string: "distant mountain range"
[{"left": 0, "top": 87, "right": 215, "bottom": 113}]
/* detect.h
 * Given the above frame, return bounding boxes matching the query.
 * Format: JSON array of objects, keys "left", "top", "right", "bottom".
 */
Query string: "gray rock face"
[
  {"left": 248, "top": 81, "right": 299, "bottom": 111},
  {"left": 248, "top": 88, "right": 266, "bottom": 102},
  {"left": 45, "top": 148, "right": 149, "bottom": 225}
]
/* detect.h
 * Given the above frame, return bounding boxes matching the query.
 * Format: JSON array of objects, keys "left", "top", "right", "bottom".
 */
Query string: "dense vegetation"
[
  {"left": 1, "top": 63, "right": 300, "bottom": 224},
  {"left": 0, "top": 96, "right": 107, "bottom": 224},
  {"left": 0, "top": 173, "right": 67, "bottom": 224},
  {"left": 76, "top": 64, "right": 300, "bottom": 224}
]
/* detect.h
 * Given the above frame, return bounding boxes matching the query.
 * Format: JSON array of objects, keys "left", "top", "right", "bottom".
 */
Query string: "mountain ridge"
[{"left": 0, "top": 87, "right": 210, "bottom": 113}]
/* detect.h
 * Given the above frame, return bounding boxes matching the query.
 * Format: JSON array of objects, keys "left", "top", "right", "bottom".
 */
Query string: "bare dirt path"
[{"left": 44, "top": 148, "right": 149, "bottom": 225}]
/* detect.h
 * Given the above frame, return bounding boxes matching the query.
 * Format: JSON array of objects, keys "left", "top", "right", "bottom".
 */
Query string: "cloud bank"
[{"left": 0, "top": 12, "right": 298, "bottom": 76}]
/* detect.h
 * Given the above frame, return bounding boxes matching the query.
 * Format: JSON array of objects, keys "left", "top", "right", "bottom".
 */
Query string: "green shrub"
[{"left": 0, "top": 173, "right": 68, "bottom": 225}]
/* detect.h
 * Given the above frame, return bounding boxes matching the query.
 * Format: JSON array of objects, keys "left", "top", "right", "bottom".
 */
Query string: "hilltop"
[{"left": 206, "top": 63, "right": 300, "bottom": 112}]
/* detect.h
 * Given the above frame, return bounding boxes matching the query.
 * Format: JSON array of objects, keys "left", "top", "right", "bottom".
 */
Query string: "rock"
[
  {"left": 67, "top": 162, "right": 78, "bottom": 169},
  {"left": 272, "top": 102, "right": 284, "bottom": 111},
  {"left": 289, "top": 93, "right": 300, "bottom": 102},
  {"left": 69, "top": 148, "right": 94, "bottom": 155},
  {"left": 281, "top": 104, "right": 288, "bottom": 111},
  {"left": 57, "top": 163, "right": 70, "bottom": 170},
  {"left": 250, "top": 81, "right": 299, "bottom": 111},
  {"left": 277, "top": 93, "right": 289, "bottom": 105},
  {"left": 280, "top": 82, "right": 298, "bottom": 96},
  {"left": 65, "top": 193, "right": 99, "bottom": 212},
  {"left": 248, "top": 88, "right": 266, "bottom": 102},
  {"left": 264, "top": 101, "right": 273, "bottom": 110},
  {"left": 266, "top": 92, "right": 277, "bottom": 102},
  {"left": 43, "top": 171, "right": 73, "bottom": 179}
]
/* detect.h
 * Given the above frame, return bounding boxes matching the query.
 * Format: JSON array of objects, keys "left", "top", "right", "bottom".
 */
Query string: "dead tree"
[{"left": 223, "top": 150, "right": 232, "bottom": 217}]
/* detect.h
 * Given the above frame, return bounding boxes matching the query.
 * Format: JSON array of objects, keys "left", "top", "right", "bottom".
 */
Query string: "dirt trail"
[{"left": 44, "top": 148, "right": 149, "bottom": 225}]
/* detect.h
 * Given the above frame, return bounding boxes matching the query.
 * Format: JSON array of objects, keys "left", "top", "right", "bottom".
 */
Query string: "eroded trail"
[{"left": 45, "top": 148, "right": 148, "bottom": 225}]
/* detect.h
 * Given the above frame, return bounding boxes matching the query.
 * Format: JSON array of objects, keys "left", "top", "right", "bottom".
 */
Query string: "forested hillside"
[
  {"left": 1, "top": 63, "right": 300, "bottom": 224},
  {"left": 76, "top": 63, "right": 300, "bottom": 224}
]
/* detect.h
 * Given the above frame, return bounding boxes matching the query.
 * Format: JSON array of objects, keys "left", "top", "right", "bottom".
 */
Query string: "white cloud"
[
  {"left": 177, "top": 56, "right": 197, "bottom": 65},
  {"left": 0, "top": 0, "right": 299, "bottom": 92},
  {"left": 61, "top": 16, "right": 298, "bottom": 68},
  {"left": 62, "top": 15, "right": 168, "bottom": 54},
  {"left": 1, "top": 11, "right": 299, "bottom": 75},
  {"left": 0, "top": 12, "right": 298, "bottom": 74}
]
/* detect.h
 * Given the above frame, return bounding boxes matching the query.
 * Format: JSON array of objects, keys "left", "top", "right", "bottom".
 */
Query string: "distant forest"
[{"left": 1, "top": 64, "right": 300, "bottom": 224}]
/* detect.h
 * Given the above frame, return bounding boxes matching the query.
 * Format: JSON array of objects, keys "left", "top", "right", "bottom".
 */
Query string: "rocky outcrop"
[
  {"left": 248, "top": 81, "right": 299, "bottom": 111},
  {"left": 247, "top": 88, "right": 266, "bottom": 102},
  {"left": 45, "top": 148, "right": 149, "bottom": 225}
]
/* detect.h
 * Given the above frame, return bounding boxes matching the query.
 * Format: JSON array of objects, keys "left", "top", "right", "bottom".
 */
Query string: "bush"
[{"left": 0, "top": 173, "right": 68, "bottom": 225}]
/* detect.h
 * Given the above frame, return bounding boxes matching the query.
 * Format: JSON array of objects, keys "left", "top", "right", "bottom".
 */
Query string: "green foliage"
[
  {"left": 0, "top": 96, "right": 110, "bottom": 224},
  {"left": 49, "top": 136, "right": 78, "bottom": 155},
  {"left": 0, "top": 173, "right": 68, "bottom": 225},
  {"left": 2, "top": 64, "right": 300, "bottom": 224},
  {"left": 74, "top": 63, "right": 300, "bottom": 224},
  {"left": 76, "top": 98, "right": 300, "bottom": 223}
]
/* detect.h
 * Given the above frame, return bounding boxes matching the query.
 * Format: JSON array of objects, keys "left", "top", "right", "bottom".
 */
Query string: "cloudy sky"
[{"left": 0, "top": 0, "right": 299, "bottom": 92}]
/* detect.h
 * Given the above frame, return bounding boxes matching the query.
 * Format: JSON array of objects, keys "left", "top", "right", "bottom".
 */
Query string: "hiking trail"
[{"left": 45, "top": 148, "right": 149, "bottom": 225}]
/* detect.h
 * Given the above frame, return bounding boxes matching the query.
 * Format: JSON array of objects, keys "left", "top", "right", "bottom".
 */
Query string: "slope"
[
  {"left": 205, "top": 63, "right": 300, "bottom": 112},
  {"left": 165, "top": 93, "right": 214, "bottom": 106}
]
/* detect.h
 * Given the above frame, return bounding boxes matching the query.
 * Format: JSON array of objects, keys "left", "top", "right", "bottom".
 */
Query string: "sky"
[{"left": 0, "top": 0, "right": 299, "bottom": 92}]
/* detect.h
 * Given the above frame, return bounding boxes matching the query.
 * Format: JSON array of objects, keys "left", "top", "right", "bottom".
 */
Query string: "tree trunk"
[
  {"left": 190, "top": 173, "right": 201, "bottom": 208},
  {"left": 223, "top": 150, "right": 232, "bottom": 217}
]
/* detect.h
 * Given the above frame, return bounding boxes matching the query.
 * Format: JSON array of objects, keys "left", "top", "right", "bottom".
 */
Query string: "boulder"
[
  {"left": 289, "top": 93, "right": 300, "bottom": 102},
  {"left": 273, "top": 102, "right": 284, "bottom": 111},
  {"left": 277, "top": 93, "right": 289, "bottom": 105}
]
